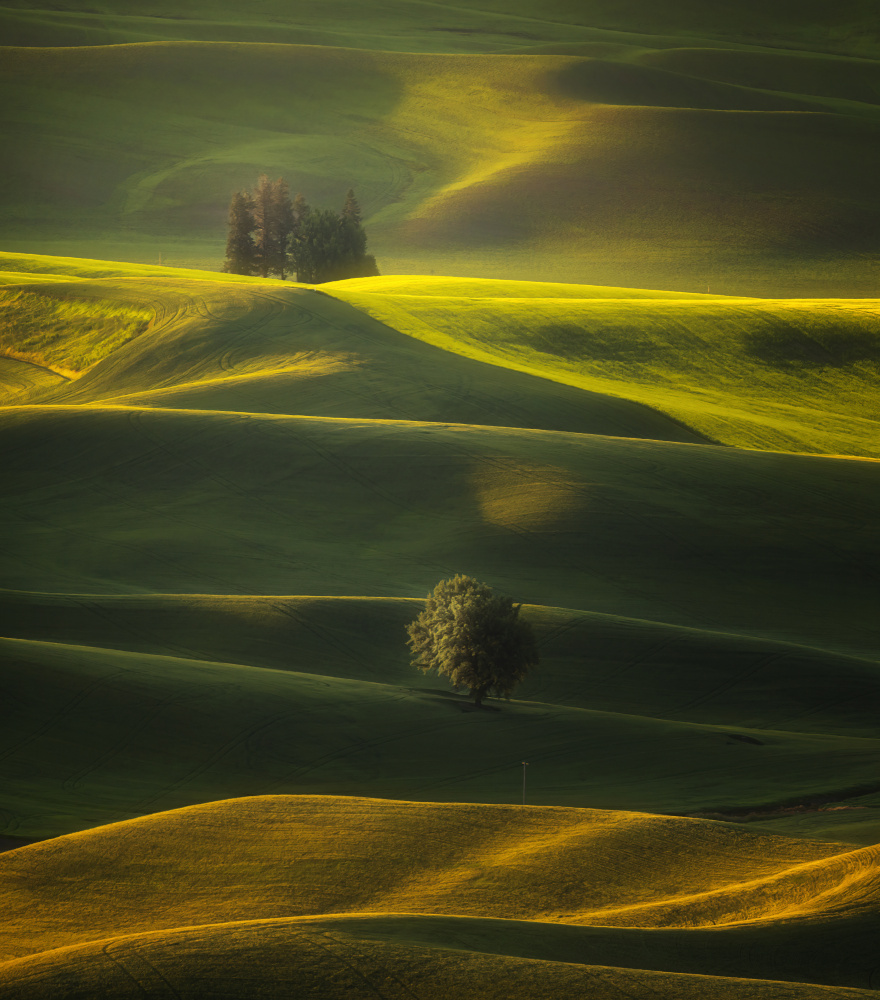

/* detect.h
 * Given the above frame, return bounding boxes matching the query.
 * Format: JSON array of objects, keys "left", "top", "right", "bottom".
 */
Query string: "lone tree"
[{"left": 406, "top": 574, "right": 538, "bottom": 707}]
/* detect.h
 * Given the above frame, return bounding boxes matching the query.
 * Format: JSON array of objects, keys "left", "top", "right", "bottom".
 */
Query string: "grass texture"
[
  {"left": 1, "top": 254, "right": 878, "bottom": 996},
  {"left": 1, "top": 2, "right": 879, "bottom": 293},
  {"left": 325, "top": 276, "right": 880, "bottom": 457},
  {"left": 0, "top": 253, "right": 878, "bottom": 842},
  {"left": 1, "top": 796, "right": 879, "bottom": 998}
]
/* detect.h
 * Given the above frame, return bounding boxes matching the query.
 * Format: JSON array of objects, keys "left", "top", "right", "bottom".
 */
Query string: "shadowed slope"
[
  {"left": 1, "top": 405, "right": 878, "bottom": 652},
  {"left": 4, "top": 921, "right": 880, "bottom": 1000},
  {"left": 1, "top": 796, "right": 879, "bottom": 997},
  {"left": 20, "top": 278, "right": 705, "bottom": 443},
  {"left": 2, "top": 634, "right": 878, "bottom": 838},
  {"left": 3, "top": 0, "right": 878, "bottom": 54},
  {"left": 7, "top": 926, "right": 878, "bottom": 1000},
  {"left": 2, "top": 590, "right": 879, "bottom": 738}
]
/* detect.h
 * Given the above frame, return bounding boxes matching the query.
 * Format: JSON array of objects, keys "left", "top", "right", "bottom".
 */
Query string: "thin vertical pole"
[{"left": 521, "top": 761, "right": 529, "bottom": 806}]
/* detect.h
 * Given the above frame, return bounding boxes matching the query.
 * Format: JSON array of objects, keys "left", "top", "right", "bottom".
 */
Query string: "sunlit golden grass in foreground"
[{"left": 1, "top": 796, "right": 878, "bottom": 998}]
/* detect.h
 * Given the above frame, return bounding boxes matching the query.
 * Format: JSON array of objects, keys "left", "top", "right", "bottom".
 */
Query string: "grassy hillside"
[
  {"left": 0, "top": 255, "right": 878, "bottom": 856},
  {"left": 325, "top": 276, "right": 880, "bottom": 457},
  {"left": 4, "top": 632, "right": 880, "bottom": 838},
  {"left": 2, "top": 403, "right": 877, "bottom": 649},
  {"left": 3, "top": 0, "right": 878, "bottom": 55},
  {"left": 1, "top": 2, "right": 879, "bottom": 293},
  {"left": 1, "top": 796, "right": 879, "bottom": 998},
  {"left": 3, "top": 0, "right": 879, "bottom": 991},
  {"left": 5, "top": 590, "right": 879, "bottom": 737}
]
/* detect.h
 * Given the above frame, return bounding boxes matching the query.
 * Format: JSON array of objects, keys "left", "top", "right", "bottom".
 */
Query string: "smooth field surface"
[
  {"left": 1, "top": 796, "right": 879, "bottom": 998},
  {"left": 1, "top": 254, "right": 878, "bottom": 998},
  {"left": 2, "top": 1, "right": 880, "bottom": 293},
  {"left": 1, "top": 253, "right": 878, "bottom": 843}
]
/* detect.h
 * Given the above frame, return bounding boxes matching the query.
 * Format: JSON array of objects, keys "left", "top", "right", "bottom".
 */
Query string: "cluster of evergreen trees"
[{"left": 224, "top": 176, "right": 379, "bottom": 283}]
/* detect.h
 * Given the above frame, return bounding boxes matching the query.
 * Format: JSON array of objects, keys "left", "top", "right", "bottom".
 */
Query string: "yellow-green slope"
[
  {"left": 1, "top": 29, "right": 879, "bottom": 293},
  {"left": 1, "top": 257, "right": 878, "bottom": 858},
  {"left": 326, "top": 276, "right": 880, "bottom": 457}
]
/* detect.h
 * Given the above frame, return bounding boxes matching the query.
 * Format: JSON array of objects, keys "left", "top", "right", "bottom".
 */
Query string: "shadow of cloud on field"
[
  {"left": 742, "top": 326, "right": 880, "bottom": 369},
  {"left": 534, "top": 322, "right": 676, "bottom": 362}
]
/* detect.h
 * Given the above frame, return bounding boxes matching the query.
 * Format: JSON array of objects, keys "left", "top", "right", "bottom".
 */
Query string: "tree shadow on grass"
[{"left": 415, "top": 689, "right": 502, "bottom": 712}]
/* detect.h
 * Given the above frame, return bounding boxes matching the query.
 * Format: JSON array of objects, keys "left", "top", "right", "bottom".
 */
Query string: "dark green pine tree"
[
  {"left": 223, "top": 190, "right": 257, "bottom": 275},
  {"left": 251, "top": 175, "right": 275, "bottom": 278},
  {"left": 324, "top": 188, "right": 378, "bottom": 281},
  {"left": 290, "top": 193, "right": 312, "bottom": 282},
  {"left": 292, "top": 208, "right": 345, "bottom": 283},
  {"left": 272, "top": 177, "right": 295, "bottom": 280},
  {"left": 341, "top": 188, "right": 362, "bottom": 228},
  {"left": 252, "top": 175, "right": 293, "bottom": 279},
  {"left": 340, "top": 188, "right": 368, "bottom": 263}
]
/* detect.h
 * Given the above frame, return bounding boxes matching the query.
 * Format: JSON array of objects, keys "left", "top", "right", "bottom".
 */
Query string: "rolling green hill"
[
  {"left": 1, "top": 254, "right": 878, "bottom": 859},
  {"left": 3, "top": 0, "right": 877, "bottom": 55},
  {"left": 3, "top": 1, "right": 880, "bottom": 994},
  {"left": 1, "top": 0, "right": 879, "bottom": 293},
  {"left": 0, "top": 255, "right": 877, "bottom": 997},
  {"left": 325, "top": 276, "right": 880, "bottom": 457}
]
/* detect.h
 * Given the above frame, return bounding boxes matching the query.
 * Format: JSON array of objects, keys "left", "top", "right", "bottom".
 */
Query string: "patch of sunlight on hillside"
[
  {"left": 0, "top": 286, "right": 153, "bottom": 374},
  {"left": 325, "top": 282, "right": 880, "bottom": 458},
  {"left": 473, "top": 460, "right": 584, "bottom": 531}
]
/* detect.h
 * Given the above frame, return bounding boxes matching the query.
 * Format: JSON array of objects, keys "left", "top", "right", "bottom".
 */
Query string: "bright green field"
[
  {"left": 1, "top": 1, "right": 879, "bottom": 293},
  {"left": 325, "top": 276, "right": 880, "bottom": 457},
  {"left": 1, "top": 254, "right": 878, "bottom": 853}
]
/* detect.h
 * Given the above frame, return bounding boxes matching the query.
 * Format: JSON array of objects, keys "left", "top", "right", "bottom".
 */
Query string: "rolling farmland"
[
  {"left": 1, "top": 1, "right": 879, "bottom": 996},
  {"left": 1, "top": 252, "right": 879, "bottom": 995}
]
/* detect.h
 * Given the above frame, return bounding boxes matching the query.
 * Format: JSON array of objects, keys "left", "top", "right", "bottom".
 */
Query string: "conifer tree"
[
  {"left": 226, "top": 181, "right": 379, "bottom": 283},
  {"left": 251, "top": 175, "right": 294, "bottom": 279},
  {"left": 339, "top": 188, "right": 368, "bottom": 266},
  {"left": 223, "top": 191, "right": 257, "bottom": 275},
  {"left": 289, "top": 193, "right": 312, "bottom": 282},
  {"left": 291, "top": 208, "right": 343, "bottom": 283},
  {"left": 251, "top": 174, "right": 275, "bottom": 278},
  {"left": 273, "top": 177, "right": 295, "bottom": 280}
]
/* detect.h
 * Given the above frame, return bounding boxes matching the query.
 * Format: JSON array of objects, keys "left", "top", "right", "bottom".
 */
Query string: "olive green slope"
[
  {"left": 3, "top": 0, "right": 877, "bottom": 55},
  {"left": 9, "top": 929, "right": 878, "bottom": 1000},
  {"left": 1, "top": 797, "right": 879, "bottom": 998},
  {"left": 4, "top": 590, "right": 879, "bottom": 738},
  {"left": 1, "top": 257, "right": 878, "bottom": 853},
  {"left": 2, "top": 404, "right": 877, "bottom": 653},
  {"left": 1, "top": 11, "right": 879, "bottom": 293},
  {"left": 3, "top": 633, "right": 879, "bottom": 838}
]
